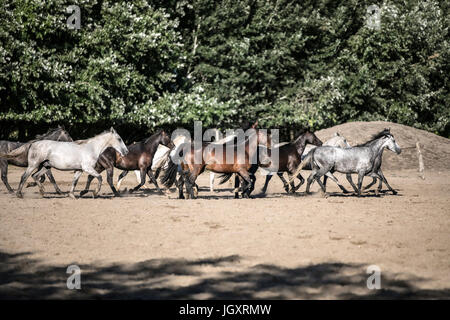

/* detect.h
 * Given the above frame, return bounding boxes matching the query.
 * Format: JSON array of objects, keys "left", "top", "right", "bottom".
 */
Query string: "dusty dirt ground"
[{"left": 0, "top": 164, "right": 449, "bottom": 299}]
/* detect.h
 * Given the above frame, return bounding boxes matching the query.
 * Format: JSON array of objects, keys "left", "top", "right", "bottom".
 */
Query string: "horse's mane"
[
  {"left": 291, "top": 128, "right": 308, "bottom": 144},
  {"left": 34, "top": 127, "right": 63, "bottom": 140},
  {"left": 356, "top": 129, "right": 391, "bottom": 147},
  {"left": 75, "top": 129, "right": 111, "bottom": 144},
  {"left": 143, "top": 130, "right": 163, "bottom": 144}
]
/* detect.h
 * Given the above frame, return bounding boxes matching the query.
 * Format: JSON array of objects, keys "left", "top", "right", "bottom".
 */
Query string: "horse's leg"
[
  {"left": 32, "top": 164, "right": 48, "bottom": 197},
  {"left": 106, "top": 167, "right": 120, "bottom": 196},
  {"left": 44, "top": 169, "right": 63, "bottom": 194},
  {"left": 357, "top": 172, "right": 364, "bottom": 197},
  {"left": 130, "top": 169, "right": 145, "bottom": 193},
  {"left": 323, "top": 172, "right": 348, "bottom": 194},
  {"left": 345, "top": 174, "right": 359, "bottom": 193},
  {"left": 377, "top": 169, "right": 396, "bottom": 195},
  {"left": 81, "top": 163, "right": 105, "bottom": 196},
  {"left": 16, "top": 163, "right": 39, "bottom": 198},
  {"left": 237, "top": 169, "right": 253, "bottom": 198},
  {"left": 305, "top": 172, "right": 316, "bottom": 195},
  {"left": 261, "top": 174, "right": 272, "bottom": 194},
  {"left": 323, "top": 171, "right": 349, "bottom": 193},
  {"left": 363, "top": 177, "right": 378, "bottom": 190},
  {"left": 277, "top": 173, "right": 290, "bottom": 193},
  {"left": 234, "top": 174, "right": 241, "bottom": 199},
  {"left": 68, "top": 170, "right": 83, "bottom": 199},
  {"left": 248, "top": 173, "right": 256, "bottom": 195},
  {"left": 186, "top": 167, "right": 201, "bottom": 199},
  {"left": 0, "top": 160, "right": 14, "bottom": 193},
  {"left": 176, "top": 173, "right": 185, "bottom": 199},
  {"left": 147, "top": 168, "right": 164, "bottom": 194},
  {"left": 80, "top": 175, "right": 95, "bottom": 197},
  {"left": 210, "top": 172, "right": 215, "bottom": 192},
  {"left": 154, "top": 167, "right": 162, "bottom": 180},
  {"left": 86, "top": 168, "right": 103, "bottom": 198},
  {"left": 292, "top": 173, "right": 305, "bottom": 192},
  {"left": 116, "top": 170, "right": 129, "bottom": 191},
  {"left": 306, "top": 168, "right": 327, "bottom": 195}
]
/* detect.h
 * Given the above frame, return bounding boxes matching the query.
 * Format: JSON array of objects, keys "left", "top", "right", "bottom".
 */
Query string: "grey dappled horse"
[
  {"left": 2, "top": 128, "right": 128, "bottom": 199},
  {"left": 0, "top": 127, "right": 73, "bottom": 193},
  {"left": 300, "top": 129, "right": 401, "bottom": 196}
]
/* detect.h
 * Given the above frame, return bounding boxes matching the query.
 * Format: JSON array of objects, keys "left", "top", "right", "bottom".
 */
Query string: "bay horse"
[
  {"left": 221, "top": 130, "right": 323, "bottom": 196},
  {"left": 298, "top": 129, "right": 401, "bottom": 197},
  {"left": 260, "top": 132, "right": 350, "bottom": 194},
  {"left": 1, "top": 128, "right": 128, "bottom": 199},
  {"left": 80, "top": 130, "right": 174, "bottom": 197},
  {"left": 162, "top": 128, "right": 271, "bottom": 199},
  {"left": 0, "top": 126, "right": 73, "bottom": 194}
]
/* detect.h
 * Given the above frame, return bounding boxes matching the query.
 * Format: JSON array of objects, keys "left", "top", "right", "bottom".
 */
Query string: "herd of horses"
[{"left": 0, "top": 123, "right": 401, "bottom": 199}]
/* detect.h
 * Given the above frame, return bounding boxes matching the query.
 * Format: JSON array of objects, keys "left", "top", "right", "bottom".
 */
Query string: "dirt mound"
[{"left": 315, "top": 121, "right": 450, "bottom": 171}]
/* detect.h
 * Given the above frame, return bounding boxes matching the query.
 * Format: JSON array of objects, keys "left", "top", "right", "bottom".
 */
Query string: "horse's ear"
[
  {"left": 251, "top": 120, "right": 258, "bottom": 129},
  {"left": 334, "top": 132, "right": 340, "bottom": 137},
  {"left": 110, "top": 127, "right": 115, "bottom": 133}
]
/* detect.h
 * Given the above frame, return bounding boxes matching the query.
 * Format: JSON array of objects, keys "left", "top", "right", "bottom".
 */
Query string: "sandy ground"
[{"left": 0, "top": 165, "right": 449, "bottom": 299}]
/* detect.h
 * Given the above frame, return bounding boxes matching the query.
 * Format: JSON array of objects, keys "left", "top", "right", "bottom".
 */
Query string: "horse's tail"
[
  {"left": 218, "top": 173, "right": 233, "bottom": 185},
  {"left": 160, "top": 157, "right": 178, "bottom": 188},
  {"left": 0, "top": 144, "right": 30, "bottom": 160},
  {"left": 289, "top": 150, "right": 314, "bottom": 183}
]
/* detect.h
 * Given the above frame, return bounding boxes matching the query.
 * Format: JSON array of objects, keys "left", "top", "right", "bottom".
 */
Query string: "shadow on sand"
[{"left": 0, "top": 251, "right": 448, "bottom": 299}]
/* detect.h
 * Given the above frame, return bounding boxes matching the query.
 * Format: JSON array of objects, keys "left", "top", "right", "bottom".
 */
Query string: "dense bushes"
[{"left": 0, "top": 0, "right": 448, "bottom": 140}]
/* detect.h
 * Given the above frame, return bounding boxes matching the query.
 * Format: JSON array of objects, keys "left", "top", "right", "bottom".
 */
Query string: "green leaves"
[{"left": 0, "top": 0, "right": 448, "bottom": 138}]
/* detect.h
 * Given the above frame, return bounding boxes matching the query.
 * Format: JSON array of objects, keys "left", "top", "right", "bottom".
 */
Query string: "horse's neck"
[
  {"left": 87, "top": 133, "right": 113, "bottom": 157},
  {"left": 174, "top": 136, "right": 189, "bottom": 146},
  {"left": 369, "top": 138, "right": 387, "bottom": 162},
  {"left": 293, "top": 137, "right": 306, "bottom": 154},
  {"left": 147, "top": 135, "right": 161, "bottom": 154}
]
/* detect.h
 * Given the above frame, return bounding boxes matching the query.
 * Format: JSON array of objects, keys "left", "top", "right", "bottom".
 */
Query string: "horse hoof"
[
  {"left": 392, "top": 190, "right": 397, "bottom": 195},
  {"left": 68, "top": 193, "right": 77, "bottom": 200},
  {"left": 113, "top": 192, "right": 121, "bottom": 197},
  {"left": 26, "top": 182, "right": 36, "bottom": 188},
  {"left": 16, "top": 192, "right": 23, "bottom": 198},
  {"left": 79, "top": 190, "right": 88, "bottom": 197},
  {"left": 39, "top": 189, "right": 45, "bottom": 196}
]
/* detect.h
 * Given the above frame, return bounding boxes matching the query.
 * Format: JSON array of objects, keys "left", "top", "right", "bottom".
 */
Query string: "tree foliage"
[{"left": 0, "top": 0, "right": 448, "bottom": 139}]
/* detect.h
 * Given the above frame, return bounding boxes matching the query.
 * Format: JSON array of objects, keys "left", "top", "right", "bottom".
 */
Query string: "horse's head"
[
  {"left": 382, "top": 129, "right": 401, "bottom": 154},
  {"left": 255, "top": 129, "right": 271, "bottom": 147},
  {"left": 326, "top": 132, "right": 350, "bottom": 148},
  {"left": 108, "top": 127, "right": 129, "bottom": 156},
  {"left": 304, "top": 131, "right": 323, "bottom": 147},
  {"left": 160, "top": 129, "right": 175, "bottom": 149},
  {"left": 56, "top": 126, "right": 73, "bottom": 142}
]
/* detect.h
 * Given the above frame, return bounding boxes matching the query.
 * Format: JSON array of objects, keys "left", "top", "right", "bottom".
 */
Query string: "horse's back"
[{"left": 314, "top": 146, "right": 372, "bottom": 173}]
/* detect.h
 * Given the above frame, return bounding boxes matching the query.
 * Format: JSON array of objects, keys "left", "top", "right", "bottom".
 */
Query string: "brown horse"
[
  {"left": 219, "top": 130, "right": 323, "bottom": 195},
  {"left": 163, "top": 129, "right": 271, "bottom": 199},
  {"left": 258, "top": 130, "right": 323, "bottom": 193},
  {"left": 80, "top": 130, "right": 174, "bottom": 197}
]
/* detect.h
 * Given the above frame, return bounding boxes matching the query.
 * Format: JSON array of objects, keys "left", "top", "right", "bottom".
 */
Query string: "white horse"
[{"left": 9, "top": 128, "right": 128, "bottom": 199}]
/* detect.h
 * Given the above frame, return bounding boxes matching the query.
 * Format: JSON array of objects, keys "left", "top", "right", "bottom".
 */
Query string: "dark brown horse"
[
  {"left": 163, "top": 129, "right": 271, "bottom": 199},
  {"left": 220, "top": 130, "right": 323, "bottom": 195},
  {"left": 80, "top": 130, "right": 174, "bottom": 197},
  {"left": 0, "top": 126, "right": 73, "bottom": 193},
  {"left": 258, "top": 130, "right": 323, "bottom": 193}
]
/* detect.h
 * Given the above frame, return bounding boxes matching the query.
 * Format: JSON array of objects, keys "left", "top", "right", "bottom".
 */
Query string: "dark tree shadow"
[{"left": 0, "top": 251, "right": 448, "bottom": 299}]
